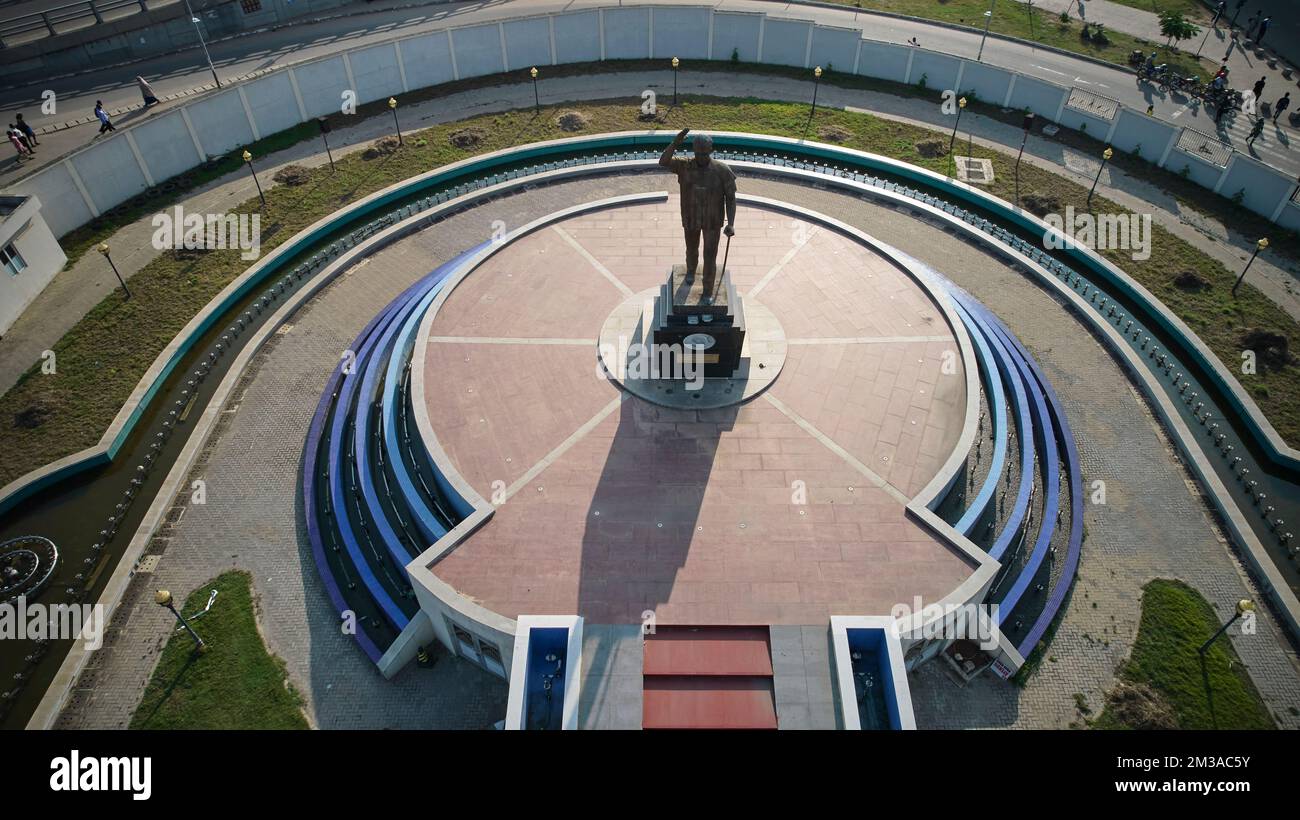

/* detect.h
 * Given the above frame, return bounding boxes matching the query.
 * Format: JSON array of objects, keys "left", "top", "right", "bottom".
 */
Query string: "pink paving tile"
[{"left": 421, "top": 201, "right": 976, "bottom": 626}]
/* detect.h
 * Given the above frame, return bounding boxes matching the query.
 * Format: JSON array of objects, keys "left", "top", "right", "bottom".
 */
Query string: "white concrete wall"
[
  {"left": 243, "top": 72, "right": 303, "bottom": 141},
  {"left": 502, "top": 17, "right": 553, "bottom": 72},
  {"left": 349, "top": 42, "right": 405, "bottom": 105},
  {"left": 603, "top": 7, "right": 651, "bottom": 60},
  {"left": 711, "top": 11, "right": 763, "bottom": 63},
  {"left": 450, "top": 23, "right": 506, "bottom": 79},
  {"left": 1107, "top": 108, "right": 1178, "bottom": 161},
  {"left": 553, "top": 11, "right": 602, "bottom": 64},
  {"left": 810, "top": 26, "right": 859, "bottom": 74},
  {"left": 9, "top": 6, "right": 1300, "bottom": 241},
  {"left": 651, "top": 6, "right": 711, "bottom": 60},
  {"left": 187, "top": 89, "right": 256, "bottom": 159},
  {"left": 858, "top": 40, "right": 911, "bottom": 84},
  {"left": 292, "top": 54, "right": 351, "bottom": 118},
  {"left": 761, "top": 18, "right": 812, "bottom": 68},
  {"left": 399, "top": 31, "right": 457, "bottom": 88},
  {"left": 908, "top": 50, "right": 962, "bottom": 94},
  {"left": 1007, "top": 74, "right": 1069, "bottom": 120},
  {"left": 68, "top": 136, "right": 149, "bottom": 214},
  {"left": 959, "top": 63, "right": 1014, "bottom": 107}
]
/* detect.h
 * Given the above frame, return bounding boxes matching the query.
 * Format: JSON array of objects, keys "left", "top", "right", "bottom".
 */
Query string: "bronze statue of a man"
[{"left": 659, "top": 128, "right": 737, "bottom": 298}]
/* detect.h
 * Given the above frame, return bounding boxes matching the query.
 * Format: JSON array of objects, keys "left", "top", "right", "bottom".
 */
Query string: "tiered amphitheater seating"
[
  {"left": 942, "top": 287, "right": 1084, "bottom": 658},
  {"left": 303, "top": 247, "right": 483, "bottom": 660}
]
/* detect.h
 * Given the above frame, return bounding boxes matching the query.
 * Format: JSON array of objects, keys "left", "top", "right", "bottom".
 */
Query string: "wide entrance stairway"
[{"left": 642, "top": 626, "right": 778, "bottom": 729}]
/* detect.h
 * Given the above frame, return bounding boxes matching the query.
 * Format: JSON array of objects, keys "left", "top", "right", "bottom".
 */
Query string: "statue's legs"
[
  {"left": 684, "top": 225, "right": 723, "bottom": 296},
  {"left": 700, "top": 226, "right": 722, "bottom": 296}
]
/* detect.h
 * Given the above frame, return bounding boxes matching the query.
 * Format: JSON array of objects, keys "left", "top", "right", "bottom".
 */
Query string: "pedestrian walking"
[
  {"left": 1273, "top": 92, "right": 1291, "bottom": 123},
  {"left": 1255, "top": 16, "right": 1271, "bottom": 46},
  {"left": 6, "top": 126, "right": 31, "bottom": 160},
  {"left": 1253, "top": 77, "right": 1266, "bottom": 99},
  {"left": 8, "top": 124, "right": 34, "bottom": 154},
  {"left": 1211, "top": 1, "right": 1226, "bottom": 28},
  {"left": 137, "top": 76, "right": 159, "bottom": 107},
  {"left": 1246, "top": 117, "right": 1265, "bottom": 145},
  {"left": 94, "top": 101, "right": 116, "bottom": 135},
  {"left": 14, "top": 113, "right": 38, "bottom": 147}
]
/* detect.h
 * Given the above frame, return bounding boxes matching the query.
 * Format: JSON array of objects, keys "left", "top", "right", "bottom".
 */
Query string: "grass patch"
[
  {"left": 1094, "top": 579, "right": 1274, "bottom": 729},
  {"left": 3, "top": 62, "right": 1298, "bottom": 488},
  {"left": 130, "top": 571, "right": 308, "bottom": 730},
  {"left": 839, "top": 0, "right": 1208, "bottom": 76}
]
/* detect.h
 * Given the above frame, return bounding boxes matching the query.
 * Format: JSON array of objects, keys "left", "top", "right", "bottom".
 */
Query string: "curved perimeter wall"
[{"left": 7, "top": 3, "right": 1300, "bottom": 245}]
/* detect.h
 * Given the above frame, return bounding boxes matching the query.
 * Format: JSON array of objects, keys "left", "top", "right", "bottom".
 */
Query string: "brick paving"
[
  {"left": 54, "top": 170, "right": 1300, "bottom": 730},
  {"left": 425, "top": 198, "right": 973, "bottom": 627}
]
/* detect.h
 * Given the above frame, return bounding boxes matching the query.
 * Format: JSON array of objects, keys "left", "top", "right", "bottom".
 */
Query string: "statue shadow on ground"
[{"left": 577, "top": 392, "right": 739, "bottom": 628}]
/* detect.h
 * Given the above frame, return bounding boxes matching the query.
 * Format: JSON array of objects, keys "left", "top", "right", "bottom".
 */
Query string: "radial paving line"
[
  {"left": 552, "top": 225, "right": 636, "bottom": 299},
  {"left": 762, "top": 392, "right": 911, "bottom": 506}
]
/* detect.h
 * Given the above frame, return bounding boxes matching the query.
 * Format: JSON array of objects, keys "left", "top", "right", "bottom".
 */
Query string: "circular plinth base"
[{"left": 597, "top": 288, "right": 787, "bottom": 410}]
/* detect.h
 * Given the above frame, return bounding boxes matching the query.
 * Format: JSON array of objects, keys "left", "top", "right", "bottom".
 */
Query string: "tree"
[{"left": 1159, "top": 11, "right": 1199, "bottom": 48}]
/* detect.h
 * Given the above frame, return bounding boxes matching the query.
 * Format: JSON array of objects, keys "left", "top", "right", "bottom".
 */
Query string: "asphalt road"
[{"left": 0, "top": 0, "right": 1296, "bottom": 187}]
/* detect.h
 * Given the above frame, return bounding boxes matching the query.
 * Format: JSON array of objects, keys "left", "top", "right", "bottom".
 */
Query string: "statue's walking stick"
[{"left": 718, "top": 231, "right": 732, "bottom": 293}]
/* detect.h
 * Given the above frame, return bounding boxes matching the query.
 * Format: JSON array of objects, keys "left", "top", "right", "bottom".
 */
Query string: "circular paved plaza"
[
  {"left": 420, "top": 199, "right": 971, "bottom": 626},
  {"left": 52, "top": 171, "right": 1300, "bottom": 730}
]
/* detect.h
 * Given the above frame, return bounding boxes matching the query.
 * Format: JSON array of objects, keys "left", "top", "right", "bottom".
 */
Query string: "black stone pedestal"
[{"left": 652, "top": 264, "right": 746, "bottom": 378}]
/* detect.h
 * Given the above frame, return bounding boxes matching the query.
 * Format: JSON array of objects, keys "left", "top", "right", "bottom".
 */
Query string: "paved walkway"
[
  {"left": 55, "top": 171, "right": 1300, "bottom": 728},
  {"left": 4, "top": 67, "right": 1297, "bottom": 400},
  {"left": 2, "top": 0, "right": 1299, "bottom": 188}
]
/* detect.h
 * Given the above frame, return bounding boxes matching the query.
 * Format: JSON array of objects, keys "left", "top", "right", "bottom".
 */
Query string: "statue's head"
[{"left": 692, "top": 133, "right": 713, "bottom": 167}]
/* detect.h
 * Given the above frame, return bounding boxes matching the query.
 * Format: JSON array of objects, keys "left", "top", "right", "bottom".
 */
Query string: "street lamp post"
[
  {"left": 318, "top": 117, "right": 335, "bottom": 173},
  {"left": 96, "top": 243, "right": 131, "bottom": 300},
  {"left": 242, "top": 150, "right": 266, "bottom": 209},
  {"left": 977, "top": 9, "right": 994, "bottom": 61},
  {"left": 672, "top": 57, "right": 680, "bottom": 107},
  {"left": 155, "top": 589, "right": 208, "bottom": 654},
  {"left": 947, "top": 96, "right": 967, "bottom": 175},
  {"left": 1195, "top": 22, "right": 1213, "bottom": 58},
  {"left": 530, "top": 67, "right": 540, "bottom": 113},
  {"left": 1087, "top": 146, "right": 1113, "bottom": 207},
  {"left": 182, "top": 0, "right": 220, "bottom": 89},
  {"left": 1015, "top": 112, "right": 1035, "bottom": 205},
  {"left": 808, "top": 65, "right": 823, "bottom": 124},
  {"left": 387, "top": 97, "right": 403, "bottom": 146},
  {"left": 1198, "top": 599, "right": 1254, "bottom": 655},
  {"left": 1232, "top": 238, "right": 1269, "bottom": 296}
]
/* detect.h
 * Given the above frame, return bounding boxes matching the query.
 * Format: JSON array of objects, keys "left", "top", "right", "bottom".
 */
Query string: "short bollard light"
[
  {"left": 242, "top": 149, "right": 266, "bottom": 209},
  {"left": 156, "top": 589, "right": 207, "bottom": 654},
  {"left": 388, "top": 97, "right": 403, "bottom": 146},
  {"left": 530, "top": 67, "right": 540, "bottom": 113},
  {"left": 97, "top": 243, "right": 131, "bottom": 300},
  {"left": 1232, "top": 238, "right": 1269, "bottom": 297},
  {"left": 671, "top": 57, "right": 680, "bottom": 107}
]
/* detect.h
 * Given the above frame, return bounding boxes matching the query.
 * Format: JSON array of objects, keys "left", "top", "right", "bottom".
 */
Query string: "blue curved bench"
[
  {"left": 979, "top": 309, "right": 1086, "bottom": 657},
  {"left": 354, "top": 277, "right": 444, "bottom": 569},
  {"left": 326, "top": 295, "right": 415, "bottom": 632},
  {"left": 951, "top": 291, "right": 1035, "bottom": 564},
  {"left": 981, "top": 308, "right": 1061, "bottom": 625},
  {"left": 380, "top": 245, "right": 490, "bottom": 545},
  {"left": 948, "top": 299, "right": 1008, "bottom": 537}
]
